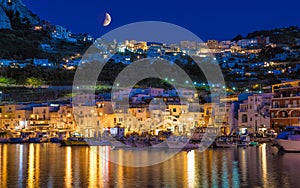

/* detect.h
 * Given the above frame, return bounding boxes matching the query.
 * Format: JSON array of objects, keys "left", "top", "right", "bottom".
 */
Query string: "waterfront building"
[
  {"left": 51, "top": 105, "right": 75, "bottom": 130},
  {"left": 28, "top": 105, "right": 54, "bottom": 132},
  {"left": 73, "top": 106, "right": 100, "bottom": 137},
  {"left": 270, "top": 80, "right": 300, "bottom": 130},
  {"left": 0, "top": 104, "right": 27, "bottom": 130},
  {"left": 238, "top": 93, "right": 272, "bottom": 133}
]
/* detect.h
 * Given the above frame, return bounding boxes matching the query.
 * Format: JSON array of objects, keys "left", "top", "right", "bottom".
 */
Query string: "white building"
[{"left": 238, "top": 93, "right": 273, "bottom": 133}]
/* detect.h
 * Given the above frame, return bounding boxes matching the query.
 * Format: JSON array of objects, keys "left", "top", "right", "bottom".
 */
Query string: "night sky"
[{"left": 23, "top": 0, "right": 300, "bottom": 42}]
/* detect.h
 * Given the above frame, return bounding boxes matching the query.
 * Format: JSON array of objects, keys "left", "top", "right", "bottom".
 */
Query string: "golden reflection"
[
  {"left": 35, "top": 144, "right": 40, "bottom": 186},
  {"left": 65, "top": 147, "right": 72, "bottom": 188},
  {"left": 241, "top": 149, "right": 247, "bottom": 183},
  {"left": 187, "top": 150, "right": 195, "bottom": 188},
  {"left": 19, "top": 145, "right": 24, "bottom": 186},
  {"left": 1, "top": 144, "right": 7, "bottom": 188},
  {"left": 27, "top": 144, "right": 35, "bottom": 188},
  {"left": 202, "top": 151, "right": 208, "bottom": 186},
  {"left": 117, "top": 149, "right": 124, "bottom": 187},
  {"left": 261, "top": 144, "right": 267, "bottom": 187},
  {"left": 99, "top": 147, "right": 109, "bottom": 187},
  {"left": 88, "top": 147, "right": 97, "bottom": 188}
]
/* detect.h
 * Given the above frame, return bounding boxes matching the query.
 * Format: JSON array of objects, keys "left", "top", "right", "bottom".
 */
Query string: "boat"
[
  {"left": 166, "top": 136, "right": 199, "bottom": 149},
  {"left": 123, "top": 139, "right": 136, "bottom": 147},
  {"left": 149, "top": 140, "right": 168, "bottom": 148},
  {"left": 237, "top": 135, "right": 251, "bottom": 147},
  {"left": 50, "top": 137, "right": 62, "bottom": 143},
  {"left": 61, "top": 137, "right": 89, "bottom": 146},
  {"left": 10, "top": 138, "right": 24, "bottom": 143},
  {"left": 214, "top": 141, "right": 237, "bottom": 148},
  {"left": 213, "top": 136, "right": 237, "bottom": 148},
  {"left": 110, "top": 140, "right": 130, "bottom": 148},
  {"left": 0, "top": 138, "right": 10, "bottom": 143},
  {"left": 249, "top": 141, "right": 259, "bottom": 146},
  {"left": 275, "top": 126, "right": 300, "bottom": 152},
  {"left": 167, "top": 140, "right": 199, "bottom": 149},
  {"left": 85, "top": 138, "right": 112, "bottom": 146},
  {"left": 134, "top": 139, "right": 150, "bottom": 148},
  {"left": 237, "top": 141, "right": 250, "bottom": 147},
  {"left": 148, "top": 135, "right": 168, "bottom": 148},
  {"left": 28, "top": 137, "right": 42, "bottom": 143}
]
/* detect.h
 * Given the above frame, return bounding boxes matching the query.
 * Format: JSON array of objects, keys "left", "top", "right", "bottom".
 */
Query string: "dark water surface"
[{"left": 0, "top": 143, "right": 299, "bottom": 188}]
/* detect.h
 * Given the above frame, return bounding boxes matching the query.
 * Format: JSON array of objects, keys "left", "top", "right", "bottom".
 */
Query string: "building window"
[
  {"left": 173, "top": 108, "right": 176, "bottom": 113},
  {"left": 242, "top": 114, "right": 248, "bottom": 123},
  {"left": 271, "top": 113, "right": 274, "bottom": 118},
  {"left": 281, "top": 111, "right": 288, "bottom": 117}
]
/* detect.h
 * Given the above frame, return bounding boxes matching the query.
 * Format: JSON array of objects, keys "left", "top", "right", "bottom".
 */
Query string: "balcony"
[
  {"left": 273, "top": 93, "right": 300, "bottom": 98},
  {"left": 271, "top": 104, "right": 300, "bottom": 109}
]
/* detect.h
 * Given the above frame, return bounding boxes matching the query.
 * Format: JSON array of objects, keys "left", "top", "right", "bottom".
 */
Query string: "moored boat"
[
  {"left": 275, "top": 126, "right": 300, "bottom": 152},
  {"left": 110, "top": 140, "right": 130, "bottom": 148},
  {"left": 0, "top": 138, "right": 10, "bottom": 143},
  {"left": 213, "top": 136, "right": 237, "bottom": 148},
  {"left": 134, "top": 139, "right": 150, "bottom": 148},
  {"left": 249, "top": 141, "right": 259, "bottom": 146},
  {"left": 28, "top": 138, "right": 41, "bottom": 143},
  {"left": 124, "top": 139, "right": 136, "bottom": 147},
  {"left": 149, "top": 140, "right": 168, "bottom": 148},
  {"left": 50, "top": 137, "right": 62, "bottom": 143},
  {"left": 10, "top": 138, "right": 24, "bottom": 143},
  {"left": 85, "top": 138, "right": 112, "bottom": 146},
  {"left": 237, "top": 141, "right": 250, "bottom": 147},
  {"left": 61, "top": 137, "right": 89, "bottom": 146},
  {"left": 167, "top": 141, "right": 199, "bottom": 149},
  {"left": 214, "top": 141, "right": 237, "bottom": 148}
]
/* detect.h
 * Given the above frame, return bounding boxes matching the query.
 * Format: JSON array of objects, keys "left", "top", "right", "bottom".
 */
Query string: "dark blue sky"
[{"left": 23, "top": 0, "right": 300, "bottom": 41}]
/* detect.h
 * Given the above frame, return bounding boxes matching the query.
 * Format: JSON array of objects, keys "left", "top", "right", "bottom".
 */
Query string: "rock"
[
  {"left": 0, "top": 6, "right": 12, "bottom": 29},
  {"left": 0, "top": 0, "right": 39, "bottom": 25}
]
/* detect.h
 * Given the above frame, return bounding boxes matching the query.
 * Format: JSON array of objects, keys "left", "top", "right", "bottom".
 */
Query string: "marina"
[{"left": 0, "top": 143, "right": 300, "bottom": 187}]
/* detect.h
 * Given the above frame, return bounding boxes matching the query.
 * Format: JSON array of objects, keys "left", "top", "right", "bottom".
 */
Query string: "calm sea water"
[{"left": 0, "top": 143, "right": 299, "bottom": 188}]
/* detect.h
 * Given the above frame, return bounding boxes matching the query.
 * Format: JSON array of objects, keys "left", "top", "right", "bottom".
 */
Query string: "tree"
[{"left": 26, "top": 77, "right": 44, "bottom": 88}]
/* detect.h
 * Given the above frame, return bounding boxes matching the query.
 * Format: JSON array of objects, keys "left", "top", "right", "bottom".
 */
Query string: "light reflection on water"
[{"left": 0, "top": 143, "right": 300, "bottom": 187}]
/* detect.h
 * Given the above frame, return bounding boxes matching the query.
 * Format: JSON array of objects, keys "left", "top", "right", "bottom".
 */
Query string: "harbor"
[{"left": 0, "top": 142, "right": 299, "bottom": 187}]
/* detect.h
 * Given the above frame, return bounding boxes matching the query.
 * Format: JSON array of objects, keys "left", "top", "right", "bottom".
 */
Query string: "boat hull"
[
  {"left": 110, "top": 140, "right": 130, "bottom": 148},
  {"left": 214, "top": 141, "right": 237, "bottom": 148},
  {"left": 276, "top": 139, "right": 300, "bottom": 152},
  {"left": 61, "top": 140, "right": 89, "bottom": 146},
  {"left": 150, "top": 141, "right": 168, "bottom": 148},
  {"left": 124, "top": 140, "right": 136, "bottom": 147},
  {"left": 28, "top": 138, "right": 41, "bottom": 143},
  {"left": 50, "top": 138, "right": 62, "bottom": 143},
  {"left": 134, "top": 140, "right": 150, "bottom": 148},
  {"left": 10, "top": 138, "right": 24, "bottom": 144},
  {"left": 167, "top": 141, "right": 199, "bottom": 149},
  {"left": 0, "top": 138, "right": 10, "bottom": 143}
]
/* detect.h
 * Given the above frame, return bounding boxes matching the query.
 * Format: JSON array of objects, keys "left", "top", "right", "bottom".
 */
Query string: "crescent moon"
[{"left": 103, "top": 12, "right": 112, "bottom": 27}]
